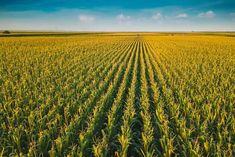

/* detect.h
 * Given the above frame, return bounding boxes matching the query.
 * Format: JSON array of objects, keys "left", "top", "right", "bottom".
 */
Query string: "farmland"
[{"left": 0, "top": 33, "right": 235, "bottom": 156}]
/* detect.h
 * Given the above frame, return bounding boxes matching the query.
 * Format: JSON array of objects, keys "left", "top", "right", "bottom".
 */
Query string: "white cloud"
[
  {"left": 230, "top": 12, "right": 235, "bottom": 16},
  {"left": 116, "top": 14, "right": 131, "bottom": 24},
  {"left": 152, "top": 13, "right": 163, "bottom": 20},
  {"left": 78, "top": 15, "right": 95, "bottom": 23},
  {"left": 176, "top": 13, "right": 188, "bottom": 18},
  {"left": 198, "top": 10, "right": 215, "bottom": 18},
  {"left": 116, "top": 14, "right": 130, "bottom": 21}
]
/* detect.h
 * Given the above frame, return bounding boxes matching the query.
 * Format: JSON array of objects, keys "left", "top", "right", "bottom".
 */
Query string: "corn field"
[{"left": 0, "top": 34, "right": 235, "bottom": 156}]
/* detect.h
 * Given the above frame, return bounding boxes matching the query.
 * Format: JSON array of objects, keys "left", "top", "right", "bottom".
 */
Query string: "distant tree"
[{"left": 3, "top": 30, "right": 10, "bottom": 34}]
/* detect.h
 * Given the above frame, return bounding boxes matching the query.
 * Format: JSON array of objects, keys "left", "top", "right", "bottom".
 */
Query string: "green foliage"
[{"left": 0, "top": 34, "right": 234, "bottom": 156}]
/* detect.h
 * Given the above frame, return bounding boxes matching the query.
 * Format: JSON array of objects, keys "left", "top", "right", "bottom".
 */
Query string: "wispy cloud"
[
  {"left": 198, "top": 10, "right": 215, "bottom": 18},
  {"left": 176, "top": 13, "right": 188, "bottom": 18},
  {"left": 78, "top": 14, "right": 95, "bottom": 23},
  {"left": 230, "top": 12, "right": 235, "bottom": 16},
  {"left": 1, "top": 7, "right": 234, "bottom": 31},
  {"left": 116, "top": 14, "right": 131, "bottom": 24},
  {"left": 152, "top": 13, "right": 163, "bottom": 20}
]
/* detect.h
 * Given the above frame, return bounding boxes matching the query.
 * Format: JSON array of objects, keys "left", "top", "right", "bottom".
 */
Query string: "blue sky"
[{"left": 0, "top": 0, "right": 235, "bottom": 31}]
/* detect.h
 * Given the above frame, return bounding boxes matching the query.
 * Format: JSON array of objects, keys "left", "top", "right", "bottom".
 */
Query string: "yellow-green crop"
[{"left": 0, "top": 34, "right": 234, "bottom": 156}]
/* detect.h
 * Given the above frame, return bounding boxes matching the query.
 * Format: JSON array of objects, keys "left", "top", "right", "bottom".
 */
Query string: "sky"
[{"left": 0, "top": 0, "right": 235, "bottom": 31}]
